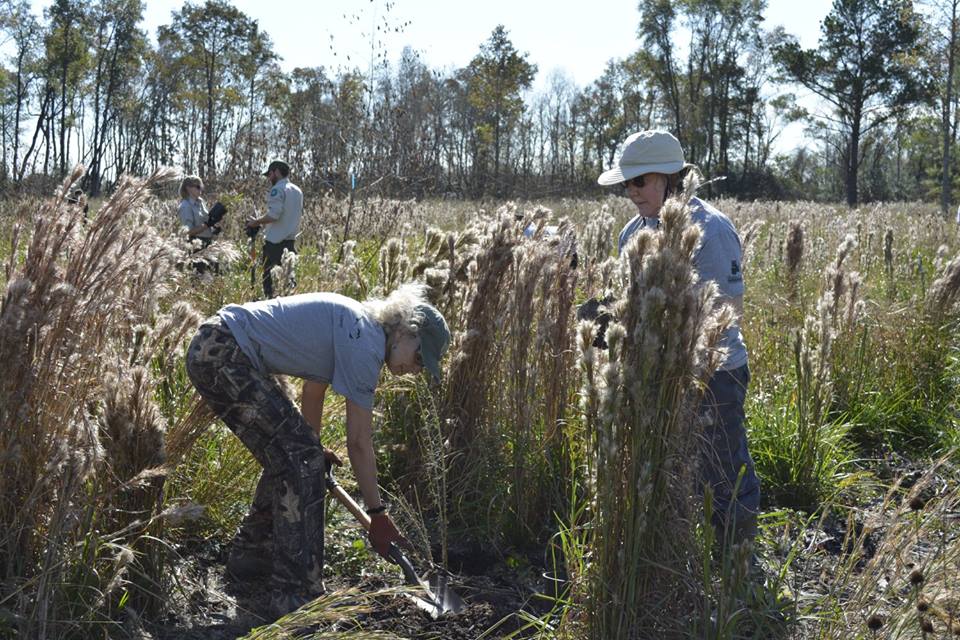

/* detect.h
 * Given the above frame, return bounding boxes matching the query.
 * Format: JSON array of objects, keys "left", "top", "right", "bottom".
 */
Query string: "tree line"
[{"left": 0, "top": 0, "right": 957, "bottom": 208}]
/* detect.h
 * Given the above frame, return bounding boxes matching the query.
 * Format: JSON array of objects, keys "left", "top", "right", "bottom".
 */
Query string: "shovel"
[{"left": 324, "top": 468, "right": 465, "bottom": 618}]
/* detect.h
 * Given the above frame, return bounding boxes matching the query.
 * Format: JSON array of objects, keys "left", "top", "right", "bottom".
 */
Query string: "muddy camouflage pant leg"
[
  {"left": 186, "top": 321, "right": 326, "bottom": 593},
  {"left": 700, "top": 364, "right": 760, "bottom": 541},
  {"left": 232, "top": 470, "right": 277, "bottom": 555}
]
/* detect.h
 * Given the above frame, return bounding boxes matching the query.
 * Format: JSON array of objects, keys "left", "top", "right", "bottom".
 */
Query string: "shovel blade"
[
  {"left": 426, "top": 572, "right": 466, "bottom": 615},
  {"left": 389, "top": 545, "right": 465, "bottom": 618},
  {"left": 405, "top": 573, "right": 465, "bottom": 618}
]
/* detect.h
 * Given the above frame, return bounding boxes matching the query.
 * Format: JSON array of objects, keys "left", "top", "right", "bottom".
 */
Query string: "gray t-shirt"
[
  {"left": 178, "top": 198, "right": 213, "bottom": 239},
  {"left": 618, "top": 197, "right": 747, "bottom": 370},
  {"left": 218, "top": 292, "right": 385, "bottom": 410}
]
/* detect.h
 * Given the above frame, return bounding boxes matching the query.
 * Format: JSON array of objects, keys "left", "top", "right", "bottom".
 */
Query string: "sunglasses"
[{"left": 620, "top": 175, "right": 647, "bottom": 189}]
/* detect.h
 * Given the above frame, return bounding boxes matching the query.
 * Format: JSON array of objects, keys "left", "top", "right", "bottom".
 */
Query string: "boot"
[
  {"left": 268, "top": 583, "right": 326, "bottom": 619},
  {"left": 226, "top": 545, "right": 272, "bottom": 582}
]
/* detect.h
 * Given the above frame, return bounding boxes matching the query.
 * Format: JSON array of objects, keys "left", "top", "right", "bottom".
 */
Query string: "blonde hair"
[
  {"left": 179, "top": 175, "right": 203, "bottom": 200},
  {"left": 363, "top": 283, "right": 428, "bottom": 341}
]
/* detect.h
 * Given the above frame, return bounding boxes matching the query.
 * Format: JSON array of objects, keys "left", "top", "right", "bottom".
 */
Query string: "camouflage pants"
[{"left": 185, "top": 318, "right": 325, "bottom": 593}]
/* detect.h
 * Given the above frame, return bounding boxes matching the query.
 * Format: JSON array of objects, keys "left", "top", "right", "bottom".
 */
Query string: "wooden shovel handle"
[{"left": 325, "top": 472, "right": 372, "bottom": 531}]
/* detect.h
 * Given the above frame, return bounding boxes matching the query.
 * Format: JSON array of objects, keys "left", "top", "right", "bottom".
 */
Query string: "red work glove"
[{"left": 368, "top": 513, "right": 412, "bottom": 559}]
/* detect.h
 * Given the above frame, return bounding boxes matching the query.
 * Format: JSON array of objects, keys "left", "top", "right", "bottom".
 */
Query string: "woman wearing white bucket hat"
[{"left": 600, "top": 129, "right": 760, "bottom": 546}]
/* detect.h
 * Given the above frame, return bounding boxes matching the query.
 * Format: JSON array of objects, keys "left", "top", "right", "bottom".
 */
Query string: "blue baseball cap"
[{"left": 415, "top": 303, "right": 450, "bottom": 382}]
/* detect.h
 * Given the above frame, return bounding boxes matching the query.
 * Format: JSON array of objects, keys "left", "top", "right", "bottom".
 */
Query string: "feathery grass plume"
[
  {"left": 825, "top": 234, "right": 860, "bottom": 328},
  {"left": 442, "top": 213, "right": 519, "bottom": 451},
  {"left": 535, "top": 220, "right": 579, "bottom": 442},
  {"left": 163, "top": 396, "right": 215, "bottom": 466},
  {"left": 506, "top": 236, "right": 551, "bottom": 506},
  {"left": 333, "top": 239, "right": 367, "bottom": 298},
  {"left": 577, "top": 320, "right": 602, "bottom": 453},
  {"left": 317, "top": 227, "right": 333, "bottom": 263},
  {"left": 924, "top": 251, "right": 960, "bottom": 318},
  {"left": 584, "top": 172, "right": 734, "bottom": 638},
  {"left": 377, "top": 237, "right": 408, "bottom": 295},
  {"left": 439, "top": 213, "right": 522, "bottom": 535},
  {"left": 765, "top": 224, "right": 776, "bottom": 266},
  {"left": 191, "top": 239, "right": 243, "bottom": 272},
  {"left": 785, "top": 219, "right": 804, "bottom": 303},
  {"left": 130, "top": 300, "right": 203, "bottom": 372},
  {"left": 411, "top": 225, "right": 480, "bottom": 318},
  {"left": 0, "top": 166, "right": 187, "bottom": 636},
  {"left": 933, "top": 244, "right": 950, "bottom": 274},
  {"left": 268, "top": 247, "right": 298, "bottom": 297},
  {"left": 738, "top": 218, "right": 764, "bottom": 270},
  {"left": 99, "top": 367, "right": 167, "bottom": 486},
  {"left": 580, "top": 205, "right": 614, "bottom": 263}
]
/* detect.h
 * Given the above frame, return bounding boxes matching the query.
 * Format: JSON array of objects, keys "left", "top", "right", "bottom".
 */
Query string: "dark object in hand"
[
  {"left": 245, "top": 224, "right": 260, "bottom": 239},
  {"left": 206, "top": 201, "right": 227, "bottom": 233},
  {"left": 576, "top": 294, "right": 616, "bottom": 349}
]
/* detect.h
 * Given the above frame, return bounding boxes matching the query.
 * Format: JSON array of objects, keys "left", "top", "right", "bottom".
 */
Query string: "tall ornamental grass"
[
  {"left": 580, "top": 178, "right": 735, "bottom": 638},
  {"left": 382, "top": 204, "right": 581, "bottom": 548},
  {"left": 0, "top": 168, "right": 206, "bottom": 637}
]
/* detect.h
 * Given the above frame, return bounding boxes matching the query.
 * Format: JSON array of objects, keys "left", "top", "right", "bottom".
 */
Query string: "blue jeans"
[{"left": 701, "top": 364, "right": 760, "bottom": 538}]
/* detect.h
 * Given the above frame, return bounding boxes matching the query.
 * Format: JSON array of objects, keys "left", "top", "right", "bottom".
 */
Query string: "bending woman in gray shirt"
[{"left": 185, "top": 284, "right": 450, "bottom": 617}]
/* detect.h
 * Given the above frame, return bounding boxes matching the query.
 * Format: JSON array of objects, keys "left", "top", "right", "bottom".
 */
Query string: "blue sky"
[
  {"left": 21, "top": 0, "right": 834, "bottom": 152},
  {"left": 29, "top": 0, "right": 833, "bottom": 88}
]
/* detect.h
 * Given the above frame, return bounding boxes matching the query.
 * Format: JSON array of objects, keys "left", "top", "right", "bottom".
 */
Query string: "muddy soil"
[
  {"left": 141, "top": 454, "right": 958, "bottom": 639},
  {"left": 144, "top": 533, "right": 553, "bottom": 639}
]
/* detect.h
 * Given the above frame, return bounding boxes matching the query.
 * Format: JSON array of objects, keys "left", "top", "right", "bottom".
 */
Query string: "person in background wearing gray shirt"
[
  {"left": 600, "top": 130, "right": 760, "bottom": 547},
  {"left": 178, "top": 175, "right": 221, "bottom": 274},
  {"left": 246, "top": 160, "right": 303, "bottom": 298},
  {"left": 185, "top": 284, "right": 450, "bottom": 617},
  {"left": 178, "top": 175, "right": 217, "bottom": 247}
]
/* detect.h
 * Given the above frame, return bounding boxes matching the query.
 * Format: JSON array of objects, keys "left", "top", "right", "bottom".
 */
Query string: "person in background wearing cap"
[
  {"left": 599, "top": 130, "right": 760, "bottom": 547},
  {"left": 246, "top": 160, "right": 304, "bottom": 298},
  {"left": 185, "top": 283, "right": 450, "bottom": 617}
]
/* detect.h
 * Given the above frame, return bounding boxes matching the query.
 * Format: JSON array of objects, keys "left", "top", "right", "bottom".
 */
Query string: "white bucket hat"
[{"left": 597, "top": 130, "right": 688, "bottom": 186}]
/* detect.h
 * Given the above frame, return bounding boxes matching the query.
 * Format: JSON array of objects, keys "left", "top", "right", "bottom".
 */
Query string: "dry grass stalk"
[
  {"left": 412, "top": 225, "right": 480, "bottom": 319},
  {"left": 501, "top": 215, "right": 579, "bottom": 538},
  {"left": 579, "top": 205, "right": 615, "bottom": 294},
  {"left": 925, "top": 251, "right": 960, "bottom": 318},
  {"left": 377, "top": 237, "right": 409, "bottom": 295},
  {"left": 442, "top": 213, "right": 519, "bottom": 452},
  {"left": 785, "top": 219, "right": 804, "bottom": 303},
  {"left": 164, "top": 396, "right": 216, "bottom": 466},
  {"left": 738, "top": 218, "right": 764, "bottom": 270},
  {"left": 884, "top": 227, "right": 895, "bottom": 298},
  {"left": 535, "top": 221, "right": 579, "bottom": 443}
]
